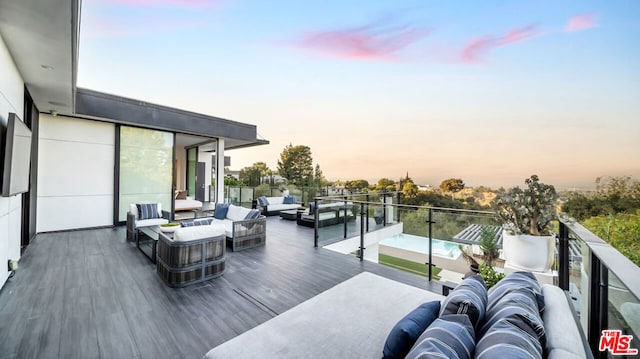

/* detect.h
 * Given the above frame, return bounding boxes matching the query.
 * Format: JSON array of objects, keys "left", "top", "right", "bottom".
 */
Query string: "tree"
[
  {"left": 313, "top": 164, "right": 327, "bottom": 187},
  {"left": 375, "top": 178, "right": 396, "bottom": 192},
  {"left": 345, "top": 179, "right": 369, "bottom": 192},
  {"left": 440, "top": 178, "right": 465, "bottom": 199},
  {"left": 239, "top": 162, "right": 270, "bottom": 187},
  {"left": 402, "top": 180, "right": 418, "bottom": 198},
  {"left": 399, "top": 173, "right": 418, "bottom": 198},
  {"left": 277, "top": 144, "right": 314, "bottom": 186}
]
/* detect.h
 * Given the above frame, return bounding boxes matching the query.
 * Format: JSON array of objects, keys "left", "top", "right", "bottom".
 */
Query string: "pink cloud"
[
  {"left": 461, "top": 24, "right": 540, "bottom": 63},
  {"left": 295, "top": 22, "right": 431, "bottom": 61},
  {"left": 565, "top": 13, "right": 599, "bottom": 32}
]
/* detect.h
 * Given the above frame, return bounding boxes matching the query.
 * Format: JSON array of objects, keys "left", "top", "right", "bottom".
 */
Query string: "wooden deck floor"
[{"left": 0, "top": 216, "right": 442, "bottom": 359}]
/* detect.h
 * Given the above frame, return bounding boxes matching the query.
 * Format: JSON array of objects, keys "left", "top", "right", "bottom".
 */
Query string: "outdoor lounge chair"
[{"left": 126, "top": 203, "right": 170, "bottom": 241}]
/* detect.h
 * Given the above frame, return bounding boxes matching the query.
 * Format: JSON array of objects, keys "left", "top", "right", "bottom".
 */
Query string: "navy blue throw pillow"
[
  {"left": 214, "top": 203, "right": 230, "bottom": 220},
  {"left": 283, "top": 195, "right": 294, "bottom": 204},
  {"left": 382, "top": 301, "right": 441, "bottom": 359},
  {"left": 257, "top": 196, "right": 268, "bottom": 207}
]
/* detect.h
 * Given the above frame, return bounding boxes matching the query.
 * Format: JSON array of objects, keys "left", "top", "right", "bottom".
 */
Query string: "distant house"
[{"left": 0, "top": 1, "right": 267, "bottom": 288}]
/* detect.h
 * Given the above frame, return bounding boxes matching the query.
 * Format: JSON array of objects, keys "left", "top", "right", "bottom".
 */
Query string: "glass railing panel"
[
  {"left": 568, "top": 235, "right": 589, "bottom": 335},
  {"left": 606, "top": 270, "right": 640, "bottom": 357},
  {"left": 226, "top": 187, "right": 240, "bottom": 206},
  {"left": 240, "top": 187, "right": 254, "bottom": 208}
]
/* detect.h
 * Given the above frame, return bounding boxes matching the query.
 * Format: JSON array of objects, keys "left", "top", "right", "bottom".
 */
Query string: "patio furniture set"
[
  {"left": 126, "top": 202, "right": 266, "bottom": 287},
  {"left": 257, "top": 195, "right": 356, "bottom": 228}
]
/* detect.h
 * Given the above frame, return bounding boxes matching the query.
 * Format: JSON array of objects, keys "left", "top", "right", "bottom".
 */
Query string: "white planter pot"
[{"left": 502, "top": 230, "right": 555, "bottom": 272}]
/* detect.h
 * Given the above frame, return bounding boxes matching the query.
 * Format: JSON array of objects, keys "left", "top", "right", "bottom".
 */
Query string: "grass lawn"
[{"left": 378, "top": 253, "right": 441, "bottom": 280}]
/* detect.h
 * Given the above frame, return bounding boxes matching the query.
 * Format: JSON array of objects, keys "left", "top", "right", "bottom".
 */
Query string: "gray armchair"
[{"left": 126, "top": 203, "right": 170, "bottom": 241}]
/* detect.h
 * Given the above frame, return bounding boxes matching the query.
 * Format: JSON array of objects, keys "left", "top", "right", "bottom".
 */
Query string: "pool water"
[{"left": 379, "top": 233, "right": 461, "bottom": 259}]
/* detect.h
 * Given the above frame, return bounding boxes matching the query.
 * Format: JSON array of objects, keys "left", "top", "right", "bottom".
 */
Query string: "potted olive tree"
[{"left": 492, "top": 175, "right": 558, "bottom": 272}]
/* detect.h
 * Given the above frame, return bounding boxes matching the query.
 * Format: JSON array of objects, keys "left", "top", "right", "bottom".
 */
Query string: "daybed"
[
  {"left": 296, "top": 201, "right": 356, "bottom": 228},
  {"left": 203, "top": 204, "right": 266, "bottom": 252},
  {"left": 203, "top": 271, "right": 591, "bottom": 359},
  {"left": 174, "top": 190, "right": 203, "bottom": 211},
  {"left": 126, "top": 203, "right": 170, "bottom": 242},
  {"left": 156, "top": 225, "right": 226, "bottom": 287},
  {"left": 175, "top": 198, "right": 203, "bottom": 211},
  {"left": 257, "top": 195, "right": 300, "bottom": 216}
]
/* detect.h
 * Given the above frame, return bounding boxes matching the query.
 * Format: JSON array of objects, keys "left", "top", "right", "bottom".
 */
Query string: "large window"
[{"left": 118, "top": 126, "right": 174, "bottom": 221}]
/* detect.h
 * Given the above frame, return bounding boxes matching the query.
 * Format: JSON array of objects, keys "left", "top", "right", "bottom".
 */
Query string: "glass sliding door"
[
  {"left": 186, "top": 147, "right": 197, "bottom": 197},
  {"left": 118, "top": 126, "right": 174, "bottom": 222}
]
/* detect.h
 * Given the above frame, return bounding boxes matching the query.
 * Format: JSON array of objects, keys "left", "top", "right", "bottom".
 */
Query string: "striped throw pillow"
[
  {"left": 477, "top": 271, "right": 546, "bottom": 359},
  {"left": 136, "top": 203, "right": 160, "bottom": 220},
  {"left": 405, "top": 314, "right": 476, "bottom": 359},
  {"left": 440, "top": 274, "right": 488, "bottom": 330},
  {"left": 181, "top": 218, "right": 214, "bottom": 227},
  {"left": 245, "top": 209, "right": 261, "bottom": 220},
  {"left": 475, "top": 314, "right": 544, "bottom": 359}
]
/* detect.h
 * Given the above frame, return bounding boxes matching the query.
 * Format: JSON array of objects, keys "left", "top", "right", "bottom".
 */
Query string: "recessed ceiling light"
[
  {"left": 48, "top": 101, "right": 66, "bottom": 106},
  {"left": 41, "top": 64, "right": 55, "bottom": 70}
]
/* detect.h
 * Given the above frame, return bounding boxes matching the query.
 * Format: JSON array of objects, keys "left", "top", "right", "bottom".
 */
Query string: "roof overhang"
[
  {"left": 0, "top": 0, "right": 268, "bottom": 150},
  {"left": 75, "top": 88, "right": 269, "bottom": 150},
  {"left": 0, "top": 0, "right": 80, "bottom": 115}
]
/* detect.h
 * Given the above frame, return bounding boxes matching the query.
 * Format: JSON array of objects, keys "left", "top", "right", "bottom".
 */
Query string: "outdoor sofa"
[
  {"left": 257, "top": 195, "right": 300, "bottom": 216},
  {"left": 203, "top": 271, "right": 591, "bottom": 359},
  {"left": 156, "top": 225, "right": 226, "bottom": 287},
  {"left": 126, "top": 203, "right": 170, "bottom": 242},
  {"left": 206, "top": 203, "right": 266, "bottom": 252},
  {"left": 296, "top": 201, "right": 356, "bottom": 228}
]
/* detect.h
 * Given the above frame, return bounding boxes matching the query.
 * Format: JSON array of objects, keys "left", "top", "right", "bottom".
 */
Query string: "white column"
[{"left": 215, "top": 139, "right": 225, "bottom": 203}]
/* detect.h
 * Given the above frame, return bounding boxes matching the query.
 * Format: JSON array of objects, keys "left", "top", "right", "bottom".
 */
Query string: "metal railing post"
[
  {"left": 365, "top": 194, "right": 370, "bottom": 232},
  {"left": 558, "top": 222, "right": 570, "bottom": 290},
  {"left": 396, "top": 192, "right": 401, "bottom": 223},
  {"left": 588, "top": 253, "right": 608, "bottom": 358},
  {"left": 359, "top": 203, "right": 365, "bottom": 262},
  {"left": 343, "top": 197, "right": 348, "bottom": 239},
  {"left": 383, "top": 194, "right": 387, "bottom": 227},
  {"left": 428, "top": 208, "right": 434, "bottom": 281},
  {"left": 314, "top": 198, "right": 319, "bottom": 248}
]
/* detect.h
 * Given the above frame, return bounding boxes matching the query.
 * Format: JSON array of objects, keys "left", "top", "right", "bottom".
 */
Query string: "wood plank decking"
[{"left": 0, "top": 217, "right": 442, "bottom": 359}]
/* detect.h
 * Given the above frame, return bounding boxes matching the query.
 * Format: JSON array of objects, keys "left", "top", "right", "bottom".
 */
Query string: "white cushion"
[
  {"left": 129, "top": 203, "right": 163, "bottom": 219},
  {"left": 211, "top": 218, "right": 234, "bottom": 237},
  {"left": 173, "top": 225, "right": 225, "bottom": 242},
  {"left": 542, "top": 284, "right": 587, "bottom": 359},
  {"left": 135, "top": 218, "right": 168, "bottom": 228},
  {"left": 226, "top": 205, "right": 251, "bottom": 221},
  {"left": 267, "top": 204, "right": 300, "bottom": 212},
  {"left": 266, "top": 196, "right": 284, "bottom": 205}
]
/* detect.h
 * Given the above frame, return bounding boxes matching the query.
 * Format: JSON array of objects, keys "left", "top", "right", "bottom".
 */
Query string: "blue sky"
[{"left": 77, "top": 0, "right": 640, "bottom": 188}]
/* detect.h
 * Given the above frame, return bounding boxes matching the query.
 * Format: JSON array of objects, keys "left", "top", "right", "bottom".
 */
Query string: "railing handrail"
[
  {"left": 313, "top": 195, "right": 496, "bottom": 216},
  {"left": 561, "top": 218, "right": 640, "bottom": 302}
]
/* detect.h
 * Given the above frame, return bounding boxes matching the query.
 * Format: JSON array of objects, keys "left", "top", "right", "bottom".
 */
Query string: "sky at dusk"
[{"left": 77, "top": 0, "right": 640, "bottom": 189}]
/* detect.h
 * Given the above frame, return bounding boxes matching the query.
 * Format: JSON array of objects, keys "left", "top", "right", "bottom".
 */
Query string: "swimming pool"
[{"left": 379, "top": 233, "right": 461, "bottom": 259}]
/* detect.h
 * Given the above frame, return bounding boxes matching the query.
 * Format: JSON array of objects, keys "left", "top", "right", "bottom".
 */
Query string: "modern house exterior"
[{"left": 0, "top": 0, "right": 267, "bottom": 288}]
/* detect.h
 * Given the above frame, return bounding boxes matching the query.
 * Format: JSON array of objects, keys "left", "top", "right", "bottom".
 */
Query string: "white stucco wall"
[
  {"left": 37, "top": 115, "right": 115, "bottom": 232},
  {"left": 0, "top": 33, "right": 25, "bottom": 287}
]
